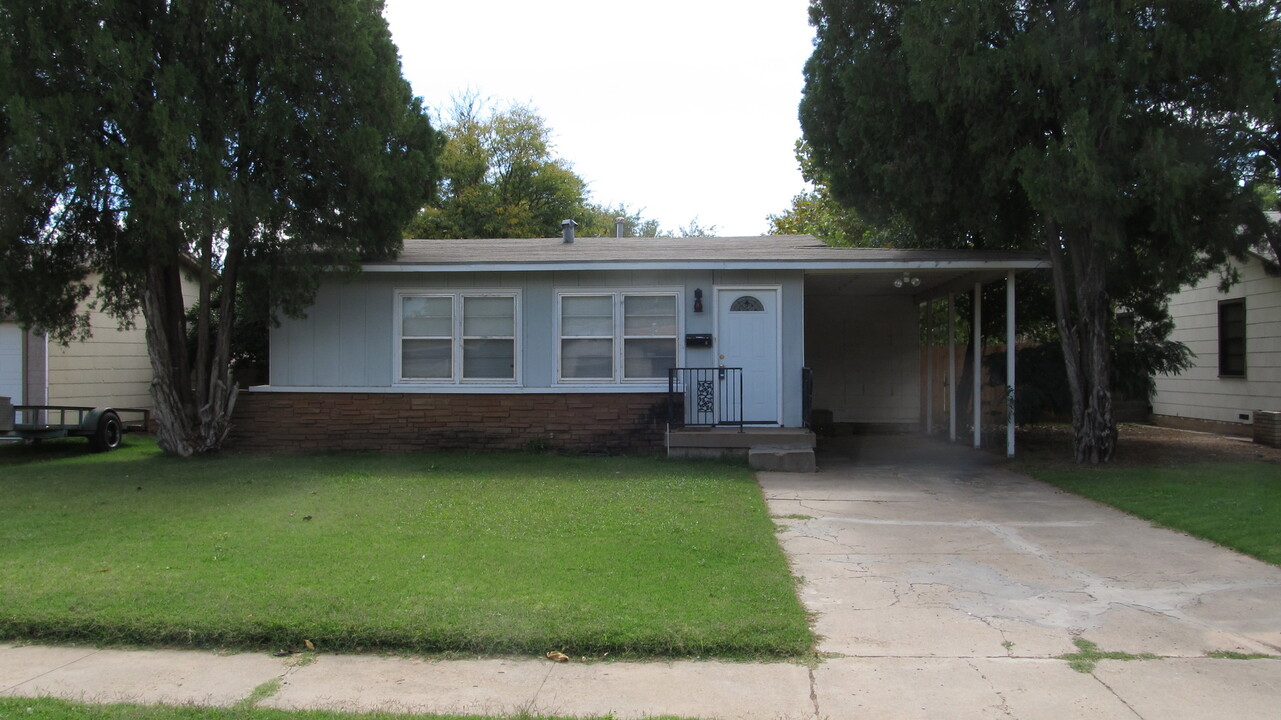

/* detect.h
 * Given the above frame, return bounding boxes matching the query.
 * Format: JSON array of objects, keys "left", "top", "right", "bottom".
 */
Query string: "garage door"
[{"left": 0, "top": 323, "right": 23, "bottom": 403}]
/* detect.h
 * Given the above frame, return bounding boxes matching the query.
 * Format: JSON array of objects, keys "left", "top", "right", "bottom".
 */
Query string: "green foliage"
[
  {"left": 0, "top": 441, "right": 812, "bottom": 659},
  {"left": 407, "top": 99, "right": 582, "bottom": 239},
  {"left": 407, "top": 98, "right": 666, "bottom": 240},
  {"left": 768, "top": 141, "right": 914, "bottom": 247},
  {"left": 987, "top": 312, "right": 1193, "bottom": 423},
  {"left": 575, "top": 202, "right": 664, "bottom": 238},
  {"left": 0, "top": 0, "right": 440, "bottom": 454},
  {"left": 801, "top": 0, "right": 1279, "bottom": 462},
  {"left": 184, "top": 281, "right": 270, "bottom": 381}
]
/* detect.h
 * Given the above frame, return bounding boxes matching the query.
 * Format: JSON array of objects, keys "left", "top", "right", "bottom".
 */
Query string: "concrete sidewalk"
[
  {"left": 0, "top": 646, "right": 813, "bottom": 718},
  {"left": 4, "top": 436, "right": 1280, "bottom": 718}
]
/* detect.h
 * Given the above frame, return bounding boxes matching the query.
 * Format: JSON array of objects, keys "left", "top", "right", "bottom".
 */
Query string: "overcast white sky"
[{"left": 382, "top": 0, "right": 816, "bottom": 237}]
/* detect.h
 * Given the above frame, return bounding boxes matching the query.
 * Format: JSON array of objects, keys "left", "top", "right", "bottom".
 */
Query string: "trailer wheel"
[{"left": 89, "top": 411, "right": 123, "bottom": 453}]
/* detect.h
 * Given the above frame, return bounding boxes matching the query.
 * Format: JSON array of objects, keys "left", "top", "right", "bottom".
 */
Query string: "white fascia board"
[
  {"left": 362, "top": 259, "right": 1051, "bottom": 273},
  {"left": 248, "top": 384, "right": 671, "bottom": 395}
]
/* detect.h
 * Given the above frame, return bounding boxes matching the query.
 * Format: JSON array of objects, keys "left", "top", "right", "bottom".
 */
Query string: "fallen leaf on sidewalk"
[{"left": 545, "top": 651, "right": 569, "bottom": 662}]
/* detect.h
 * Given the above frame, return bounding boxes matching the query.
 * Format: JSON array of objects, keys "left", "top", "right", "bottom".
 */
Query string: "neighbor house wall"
[
  {"left": 43, "top": 273, "right": 200, "bottom": 410},
  {"left": 46, "top": 308, "right": 153, "bottom": 408},
  {"left": 804, "top": 292, "right": 920, "bottom": 427},
  {"left": 0, "top": 321, "right": 24, "bottom": 403},
  {"left": 1152, "top": 254, "right": 1281, "bottom": 430}
]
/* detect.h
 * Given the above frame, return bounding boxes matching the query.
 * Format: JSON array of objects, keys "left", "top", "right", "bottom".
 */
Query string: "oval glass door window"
[{"left": 730, "top": 295, "right": 764, "bottom": 312}]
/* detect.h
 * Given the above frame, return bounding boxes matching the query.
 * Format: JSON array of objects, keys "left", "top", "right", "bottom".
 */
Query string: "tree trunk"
[
  {"left": 144, "top": 261, "right": 239, "bottom": 456},
  {"left": 1047, "top": 221, "right": 1116, "bottom": 463},
  {"left": 199, "top": 242, "right": 242, "bottom": 450},
  {"left": 143, "top": 261, "right": 200, "bottom": 457}
]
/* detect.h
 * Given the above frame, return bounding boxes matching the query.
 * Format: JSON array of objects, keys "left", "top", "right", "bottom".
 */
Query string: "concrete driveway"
[{"left": 761, "top": 435, "right": 1281, "bottom": 719}]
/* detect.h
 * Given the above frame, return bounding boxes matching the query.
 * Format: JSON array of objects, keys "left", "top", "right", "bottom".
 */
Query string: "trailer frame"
[{"left": 0, "top": 400, "right": 149, "bottom": 452}]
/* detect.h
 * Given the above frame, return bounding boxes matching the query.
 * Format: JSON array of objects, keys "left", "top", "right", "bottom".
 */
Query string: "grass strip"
[
  {"left": 0, "top": 697, "right": 693, "bottom": 720},
  {"left": 0, "top": 439, "right": 811, "bottom": 659},
  {"left": 1025, "top": 462, "right": 1281, "bottom": 566}
]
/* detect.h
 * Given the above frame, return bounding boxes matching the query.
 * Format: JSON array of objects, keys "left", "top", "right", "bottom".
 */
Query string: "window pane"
[
  {"left": 463, "top": 296, "right": 514, "bottom": 337},
  {"left": 561, "top": 338, "right": 613, "bottom": 379},
  {"left": 561, "top": 296, "right": 613, "bottom": 336},
  {"left": 1219, "top": 301, "right": 1246, "bottom": 377},
  {"left": 624, "top": 295, "right": 677, "bottom": 336},
  {"left": 402, "top": 339, "right": 451, "bottom": 379},
  {"left": 624, "top": 338, "right": 677, "bottom": 379},
  {"left": 402, "top": 296, "right": 452, "bottom": 337},
  {"left": 463, "top": 339, "right": 514, "bottom": 379}
]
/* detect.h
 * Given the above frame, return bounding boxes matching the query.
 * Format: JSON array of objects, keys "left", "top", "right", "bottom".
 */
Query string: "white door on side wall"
[
  {"left": 716, "top": 288, "right": 780, "bottom": 424},
  {"left": 0, "top": 323, "right": 23, "bottom": 403}
]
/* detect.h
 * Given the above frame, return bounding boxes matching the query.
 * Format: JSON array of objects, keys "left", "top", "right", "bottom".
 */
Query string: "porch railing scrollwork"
[{"left": 667, "top": 367, "right": 744, "bottom": 430}]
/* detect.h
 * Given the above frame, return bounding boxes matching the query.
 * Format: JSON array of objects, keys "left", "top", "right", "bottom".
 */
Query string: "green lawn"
[
  {"left": 1027, "top": 462, "right": 1281, "bottom": 566},
  {"left": 0, "top": 698, "right": 691, "bottom": 720},
  {"left": 0, "top": 439, "right": 810, "bottom": 659}
]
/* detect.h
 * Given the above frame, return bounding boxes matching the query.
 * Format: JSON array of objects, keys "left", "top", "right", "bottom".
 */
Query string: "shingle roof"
[{"left": 367, "top": 235, "right": 1049, "bottom": 270}]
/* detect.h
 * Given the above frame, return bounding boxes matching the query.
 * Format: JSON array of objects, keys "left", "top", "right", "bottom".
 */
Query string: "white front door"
[
  {"left": 716, "top": 288, "right": 780, "bottom": 424},
  {"left": 0, "top": 323, "right": 24, "bottom": 403}
]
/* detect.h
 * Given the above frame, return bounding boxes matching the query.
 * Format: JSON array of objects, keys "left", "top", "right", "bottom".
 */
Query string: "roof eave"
[{"left": 361, "top": 258, "right": 1052, "bottom": 273}]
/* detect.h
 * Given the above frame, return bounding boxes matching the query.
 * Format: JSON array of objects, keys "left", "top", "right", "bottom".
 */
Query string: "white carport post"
[
  {"left": 1006, "top": 271, "right": 1017, "bottom": 458},
  {"left": 948, "top": 293, "right": 957, "bottom": 441},
  {"left": 925, "top": 300, "right": 934, "bottom": 435},
  {"left": 973, "top": 282, "right": 983, "bottom": 449}
]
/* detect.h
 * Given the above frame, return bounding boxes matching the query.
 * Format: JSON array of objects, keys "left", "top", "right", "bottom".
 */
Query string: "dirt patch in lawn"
[{"left": 1008, "top": 422, "right": 1281, "bottom": 469}]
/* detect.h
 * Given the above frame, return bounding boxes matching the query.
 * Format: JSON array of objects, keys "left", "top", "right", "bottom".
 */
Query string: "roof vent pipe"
[
  {"left": 561, "top": 219, "right": 576, "bottom": 244},
  {"left": 615, "top": 217, "right": 625, "bottom": 238}
]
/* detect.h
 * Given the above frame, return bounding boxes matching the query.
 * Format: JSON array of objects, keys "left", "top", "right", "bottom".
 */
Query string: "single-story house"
[
  {"left": 1152, "top": 240, "right": 1280, "bottom": 440},
  {"left": 228, "top": 232, "right": 1049, "bottom": 463}
]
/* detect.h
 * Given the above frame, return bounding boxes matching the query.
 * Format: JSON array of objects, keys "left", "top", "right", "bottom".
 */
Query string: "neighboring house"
[
  {"left": 1152, "top": 242, "right": 1281, "bottom": 435},
  {"left": 0, "top": 273, "right": 198, "bottom": 412},
  {"left": 230, "top": 233, "right": 1048, "bottom": 459}
]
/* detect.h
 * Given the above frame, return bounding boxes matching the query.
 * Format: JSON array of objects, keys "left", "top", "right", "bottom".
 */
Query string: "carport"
[{"left": 801, "top": 249, "right": 1050, "bottom": 457}]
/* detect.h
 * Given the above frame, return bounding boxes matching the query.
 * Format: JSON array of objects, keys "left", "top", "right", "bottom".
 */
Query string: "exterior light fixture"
[
  {"left": 893, "top": 272, "right": 921, "bottom": 289},
  {"left": 693, "top": 288, "right": 703, "bottom": 312}
]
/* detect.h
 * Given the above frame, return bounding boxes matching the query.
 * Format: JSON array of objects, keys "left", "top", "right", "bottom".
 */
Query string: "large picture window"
[
  {"left": 558, "top": 291, "right": 679, "bottom": 383},
  {"left": 1218, "top": 299, "right": 1246, "bottom": 378},
  {"left": 398, "top": 292, "right": 518, "bottom": 384}
]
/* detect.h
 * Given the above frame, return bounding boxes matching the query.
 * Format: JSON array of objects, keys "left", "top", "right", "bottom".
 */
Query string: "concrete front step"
[
  {"left": 666, "top": 427, "right": 816, "bottom": 472},
  {"left": 666, "top": 427, "right": 816, "bottom": 450},
  {"left": 748, "top": 446, "right": 816, "bottom": 472}
]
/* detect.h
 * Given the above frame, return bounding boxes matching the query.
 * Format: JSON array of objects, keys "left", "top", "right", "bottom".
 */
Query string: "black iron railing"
[
  {"left": 667, "top": 367, "right": 743, "bottom": 429},
  {"left": 801, "top": 366, "right": 813, "bottom": 428}
]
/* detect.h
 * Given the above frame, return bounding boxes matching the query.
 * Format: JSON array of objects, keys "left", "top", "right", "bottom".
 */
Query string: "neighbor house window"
[
  {"left": 398, "top": 292, "right": 518, "bottom": 383},
  {"left": 558, "top": 291, "right": 679, "bottom": 383},
  {"left": 1218, "top": 299, "right": 1245, "bottom": 378}
]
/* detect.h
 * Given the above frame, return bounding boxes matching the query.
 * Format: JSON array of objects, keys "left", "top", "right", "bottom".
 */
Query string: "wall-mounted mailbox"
[{"left": 685, "top": 333, "right": 713, "bottom": 348}]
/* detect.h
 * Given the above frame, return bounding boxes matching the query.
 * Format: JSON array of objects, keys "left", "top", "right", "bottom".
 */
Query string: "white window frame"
[
  {"left": 395, "top": 289, "right": 521, "bottom": 386},
  {"left": 555, "top": 289, "right": 683, "bottom": 385}
]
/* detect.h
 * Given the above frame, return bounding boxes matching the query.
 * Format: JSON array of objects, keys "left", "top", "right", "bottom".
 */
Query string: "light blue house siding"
[{"left": 268, "top": 268, "right": 808, "bottom": 427}]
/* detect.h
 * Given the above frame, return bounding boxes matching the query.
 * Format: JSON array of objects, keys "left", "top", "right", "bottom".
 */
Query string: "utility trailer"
[{"left": 0, "top": 396, "right": 149, "bottom": 452}]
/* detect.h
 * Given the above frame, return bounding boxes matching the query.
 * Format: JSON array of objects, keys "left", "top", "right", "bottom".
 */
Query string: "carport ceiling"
[{"left": 804, "top": 269, "right": 1026, "bottom": 299}]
